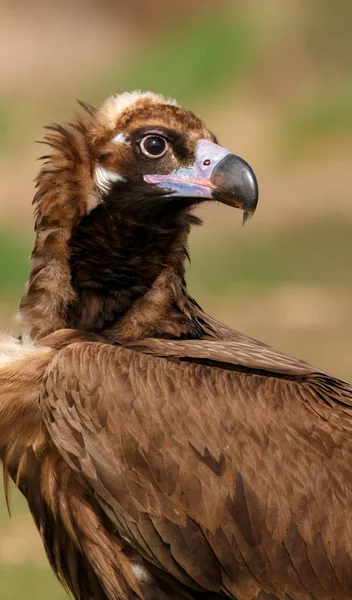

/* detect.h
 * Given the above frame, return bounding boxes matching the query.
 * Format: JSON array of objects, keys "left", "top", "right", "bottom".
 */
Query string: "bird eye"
[{"left": 140, "top": 135, "right": 168, "bottom": 158}]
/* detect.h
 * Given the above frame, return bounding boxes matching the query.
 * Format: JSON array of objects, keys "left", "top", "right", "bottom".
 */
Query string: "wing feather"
[{"left": 41, "top": 339, "right": 352, "bottom": 599}]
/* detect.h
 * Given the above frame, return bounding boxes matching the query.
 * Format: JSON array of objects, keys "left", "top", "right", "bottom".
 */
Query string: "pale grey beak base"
[{"left": 144, "top": 139, "right": 258, "bottom": 223}]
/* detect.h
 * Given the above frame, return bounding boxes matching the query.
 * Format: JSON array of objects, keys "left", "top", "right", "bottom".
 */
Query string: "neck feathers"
[
  {"left": 19, "top": 117, "right": 98, "bottom": 339},
  {"left": 66, "top": 204, "right": 193, "bottom": 336},
  {"left": 19, "top": 116, "right": 206, "bottom": 341}
]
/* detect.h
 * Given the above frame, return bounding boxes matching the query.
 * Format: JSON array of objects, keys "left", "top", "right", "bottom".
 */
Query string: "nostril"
[{"left": 203, "top": 159, "right": 211, "bottom": 166}]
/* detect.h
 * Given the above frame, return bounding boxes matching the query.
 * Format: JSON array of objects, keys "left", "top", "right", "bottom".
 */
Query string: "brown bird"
[{"left": 1, "top": 91, "right": 352, "bottom": 600}]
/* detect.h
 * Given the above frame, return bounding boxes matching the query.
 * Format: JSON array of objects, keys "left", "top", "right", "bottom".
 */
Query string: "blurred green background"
[{"left": 0, "top": 0, "right": 351, "bottom": 597}]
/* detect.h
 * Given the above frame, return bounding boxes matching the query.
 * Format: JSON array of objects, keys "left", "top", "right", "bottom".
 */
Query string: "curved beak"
[{"left": 144, "top": 139, "right": 258, "bottom": 225}]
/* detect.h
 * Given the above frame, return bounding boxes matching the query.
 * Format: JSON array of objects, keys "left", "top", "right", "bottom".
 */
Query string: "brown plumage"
[{"left": 1, "top": 91, "right": 352, "bottom": 600}]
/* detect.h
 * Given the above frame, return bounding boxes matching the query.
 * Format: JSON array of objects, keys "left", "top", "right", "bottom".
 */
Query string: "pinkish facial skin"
[
  {"left": 144, "top": 139, "right": 231, "bottom": 200},
  {"left": 143, "top": 139, "right": 258, "bottom": 225}
]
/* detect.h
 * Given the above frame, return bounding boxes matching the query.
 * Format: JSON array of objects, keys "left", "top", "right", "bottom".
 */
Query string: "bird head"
[
  {"left": 20, "top": 91, "right": 258, "bottom": 339},
  {"left": 91, "top": 91, "right": 258, "bottom": 225}
]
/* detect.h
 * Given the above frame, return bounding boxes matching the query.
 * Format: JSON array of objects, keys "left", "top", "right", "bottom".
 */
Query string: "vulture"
[{"left": 1, "top": 90, "right": 352, "bottom": 600}]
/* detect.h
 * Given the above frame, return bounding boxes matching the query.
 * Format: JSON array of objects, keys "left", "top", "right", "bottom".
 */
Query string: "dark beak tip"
[
  {"left": 210, "top": 153, "right": 259, "bottom": 216},
  {"left": 242, "top": 209, "right": 255, "bottom": 227}
]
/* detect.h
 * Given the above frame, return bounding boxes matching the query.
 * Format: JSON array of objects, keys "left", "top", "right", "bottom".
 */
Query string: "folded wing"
[{"left": 41, "top": 339, "right": 352, "bottom": 600}]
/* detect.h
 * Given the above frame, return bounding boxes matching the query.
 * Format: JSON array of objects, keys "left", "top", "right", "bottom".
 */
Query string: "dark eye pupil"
[{"left": 143, "top": 136, "right": 166, "bottom": 156}]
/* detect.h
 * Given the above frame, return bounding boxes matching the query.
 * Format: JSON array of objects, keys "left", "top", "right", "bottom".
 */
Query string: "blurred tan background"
[{"left": 0, "top": 0, "right": 351, "bottom": 597}]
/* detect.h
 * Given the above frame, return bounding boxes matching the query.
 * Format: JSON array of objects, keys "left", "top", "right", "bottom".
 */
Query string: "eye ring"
[{"left": 140, "top": 135, "right": 168, "bottom": 159}]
